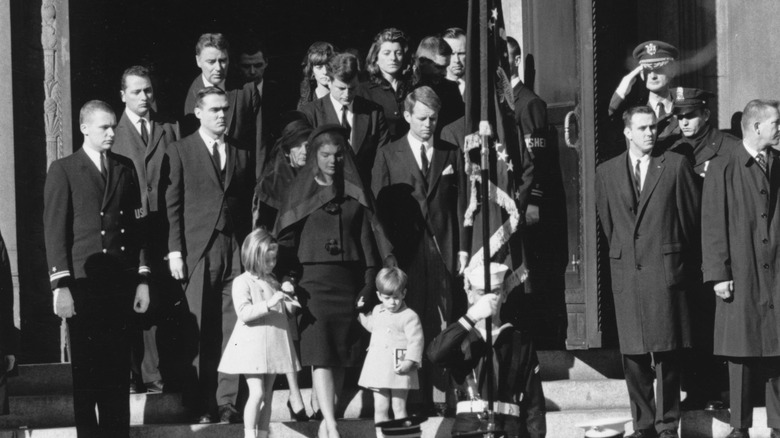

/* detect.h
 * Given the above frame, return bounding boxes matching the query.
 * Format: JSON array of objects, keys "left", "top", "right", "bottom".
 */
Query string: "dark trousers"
[
  {"left": 728, "top": 357, "right": 780, "bottom": 428},
  {"left": 182, "top": 230, "right": 241, "bottom": 415},
  {"left": 403, "top": 234, "right": 452, "bottom": 407},
  {"left": 623, "top": 351, "right": 681, "bottom": 433},
  {"left": 68, "top": 280, "right": 134, "bottom": 438},
  {"left": 0, "top": 351, "right": 8, "bottom": 416}
]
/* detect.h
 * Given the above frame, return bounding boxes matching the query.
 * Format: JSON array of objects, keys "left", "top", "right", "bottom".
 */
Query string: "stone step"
[
  {"left": 0, "top": 379, "right": 630, "bottom": 429},
  {"left": 0, "top": 409, "right": 776, "bottom": 438},
  {"left": 7, "top": 349, "right": 623, "bottom": 396}
]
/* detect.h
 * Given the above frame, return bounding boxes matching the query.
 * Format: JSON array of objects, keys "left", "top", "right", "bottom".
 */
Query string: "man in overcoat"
[
  {"left": 166, "top": 87, "right": 255, "bottom": 423},
  {"left": 112, "top": 65, "right": 180, "bottom": 394},
  {"left": 701, "top": 99, "right": 780, "bottom": 438},
  {"left": 596, "top": 105, "right": 700, "bottom": 438},
  {"left": 372, "top": 86, "right": 469, "bottom": 413}
]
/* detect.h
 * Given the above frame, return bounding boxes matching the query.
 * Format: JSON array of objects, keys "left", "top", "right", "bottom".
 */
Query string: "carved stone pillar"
[{"left": 41, "top": 0, "right": 72, "bottom": 166}]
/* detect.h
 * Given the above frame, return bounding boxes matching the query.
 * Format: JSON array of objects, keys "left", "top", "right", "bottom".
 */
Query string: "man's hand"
[
  {"left": 4, "top": 355, "right": 14, "bottom": 372},
  {"left": 134, "top": 283, "right": 150, "bottom": 313},
  {"left": 394, "top": 359, "right": 416, "bottom": 375},
  {"left": 466, "top": 293, "right": 500, "bottom": 322},
  {"left": 53, "top": 287, "right": 76, "bottom": 319},
  {"left": 713, "top": 281, "right": 734, "bottom": 300},
  {"left": 457, "top": 252, "right": 469, "bottom": 275},
  {"left": 525, "top": 204, "right": 540, "bottom": 226},
  {"left": 615, "top": 65, "right": 643, "bottom": 99},
  {"left": 169, "top": 256, "right": 187, "bottom": 280}
]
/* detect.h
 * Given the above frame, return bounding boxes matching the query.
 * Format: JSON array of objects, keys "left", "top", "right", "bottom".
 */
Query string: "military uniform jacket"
[
  {"left": 44, "top": 149, "right": 149, "bottom": 289},
  {"left": 165, "top": 133, "right": 254, "bottom": 279},
  {"left": 427, "top": 318, "right": 546, "bottom": 438},
  {"left": 669, "top": 124, "right": 739, "bottom": 179},
  {"left": 300, "top": 95, "right": 389, "bottom": 183},
  {"left": 596, "top": 150, "right": 700, "bottom": 354},
  {"left": 371, "top": 136, "right": 469, "bottom": 274},
  {"left": 702, "top": 144, "right": 780, "bottom": 357},
  {"left": 111, "top": 111, "right": 180, "bottom": 215}
]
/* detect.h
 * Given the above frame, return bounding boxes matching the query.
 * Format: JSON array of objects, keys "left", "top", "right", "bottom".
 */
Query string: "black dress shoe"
[
  {"left": 310, "top": 409, "right": 323, "bottom": 421},
  {"left": 218, "top": 403, "right": 241, "bottom": 424},
  {"left": 704, "top": 400, "right": 726, "bottom": 411},
  {"left": 129, "top": 380, "right": 147, "bottom": 394},
  {"left": 771, "top": 428, "right": 780, "bottom": 438},
  {"left": 287, "top": 400, "right": 309, "bottom": 421},
  {"left": 658, "top": 429, "right": 678, "bottom": 438},
  {"left": 625, "top": 429, "right": 657, "bottom": 438},
  {"left": 725, "top": 428, "right": 750, "bottom": 438},
  {"left": 144, "top": 380, "right": 164, "bottom": 394}
]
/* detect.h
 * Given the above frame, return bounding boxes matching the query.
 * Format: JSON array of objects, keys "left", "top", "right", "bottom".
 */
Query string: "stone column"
[{"left": 0, "top": 0, "right": 18, "bottom": 329}]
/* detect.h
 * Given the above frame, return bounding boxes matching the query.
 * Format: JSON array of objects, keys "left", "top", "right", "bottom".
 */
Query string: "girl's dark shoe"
[{"left": 287, "top": 401, "right": 310, "bottom": 422}]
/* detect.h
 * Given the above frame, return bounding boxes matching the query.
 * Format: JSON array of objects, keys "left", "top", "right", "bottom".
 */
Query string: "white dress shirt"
[
  {"left": 648, "top": 93, "right": 673, "bottom": 118},
  {"left": 329, "top": 94, "right": 354, "bottom": 143},
  {"left": 82, "top": 146, "right": 105, "bottom": 174},
  {"left": 199, "top": 128, "right": 226, "bottom": 171},
  {"left": 628, "top": 149, "right": 651, "bottom": 191},
  {"left": 125, "top": 109, "right": 151, "bottom": 138},
  {"left": 407, "top": 133, "right": 433, "bottom": 172},
  {"left": 202, "top": 74, "right": 225, "bottom": 90}
]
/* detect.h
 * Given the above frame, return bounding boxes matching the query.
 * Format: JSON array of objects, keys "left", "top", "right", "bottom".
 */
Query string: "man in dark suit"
[
  {"left": 507, "top": 37, "right": 568, "bottom": 348},
  {"left": 301, "top": 52, "right": 389, "bottom": 183},
  {"left": 701, "top": 100, "right": 780, "bottom": 438},
  {"left": 166, "top": 87, "right": 254, "bottom": 424},
  {"left": 112, "top": 65, "right": 181, "bottom": 394},
  {"left": 44, "top": 100, "right": 150, "bottom": 438},
  {"left": 609, "top": 41, "right": 681, "bottom": 152},
  {"left": 182, "top": 33, "right": 262, "bottom": 174},
  {"left": 442, "top": 27, "right": 467, "bottom": 97},
  {"left": 596, "top": 105, "right": 700, "bottom": 438},
  {"left": 0, "top": 229, "right": 18, "bottom": 416},
  {"left": 372, "top": 86, "right": 469, "bottom": 412}
]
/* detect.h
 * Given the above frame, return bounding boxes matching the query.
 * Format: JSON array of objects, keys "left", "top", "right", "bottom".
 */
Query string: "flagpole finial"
[{"left": 479, "top": 121, "right": 492, "bottom": 137}]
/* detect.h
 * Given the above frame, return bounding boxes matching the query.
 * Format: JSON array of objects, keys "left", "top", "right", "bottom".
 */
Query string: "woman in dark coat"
[
  {"left": 275, "top": 125, "right": 386, "bottom": 438},
  {"left": 357, "top": 28, "right": 413, "bottom": 141}
]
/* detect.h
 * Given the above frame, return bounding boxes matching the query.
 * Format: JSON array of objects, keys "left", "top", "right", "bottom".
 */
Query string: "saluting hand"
[
  {"left": 615, "top": 65, "right": 644, "bottom": 99},
  {"left": 466, "top": 293, "right": 500, "bottom": 322}
]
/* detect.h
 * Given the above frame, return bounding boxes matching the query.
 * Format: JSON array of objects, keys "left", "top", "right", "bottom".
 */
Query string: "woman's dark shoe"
[
  {"left": 310, "top": 409, "right": 323, "bottom": 421},
  {"left": 287, "top": 400, "right": 310, "bottom": 421}
]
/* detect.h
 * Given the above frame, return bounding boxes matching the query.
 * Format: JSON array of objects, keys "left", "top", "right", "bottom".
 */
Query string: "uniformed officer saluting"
[{"left": 44, "top": 100, "right": 150, "bottom": 438}]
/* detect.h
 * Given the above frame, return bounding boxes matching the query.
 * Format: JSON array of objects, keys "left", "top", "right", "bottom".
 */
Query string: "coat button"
[
  {"left": 761, "top": 189, "right": 767, "bottom": 195},
  {"left": 102, "top": 249, "right": 107, "bottom": 254},
  {"left": 770, "top": 304, "right": 775, "bottom": 309},
  {"left": 121, "top": 246, "right": 125, "bottom": 251},
  {"left": 120, "top": 229, "right": 125, "bottom": 233},
  {"left": 636, "top": 264, "right": 642, "bottom": 270},
  {"left": 764, "top": 263, "right": 770, "bottom": 269},
  {"left": 147, "top": 185, "right": 152, "bottom": 192},
  {"left": 120, "top": 210, "right": 124, "bottom": 215},
  {"left": 100, "top": 212, "right": 104, "bottom": 216},
  {"left": 763, "top": 238, "right": 769, "bottom": 244},
  {"left": 101, "top": 230, "right": 105, "bottom": 236},
  {"left": 762, "top": 213, "right": 768, "bottom": 218}
]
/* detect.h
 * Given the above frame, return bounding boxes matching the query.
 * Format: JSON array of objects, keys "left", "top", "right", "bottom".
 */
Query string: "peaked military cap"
[
  {"left": 376, "top": 416, "right": 427, "bottom": 437},
  {"left": 633, "top": 40, "right": 679, "bottom": 69}
]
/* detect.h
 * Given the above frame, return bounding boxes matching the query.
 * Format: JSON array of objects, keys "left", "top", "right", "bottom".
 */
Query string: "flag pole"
[{"left": 478, "top": 0, "right": 495, "bottom": 418}]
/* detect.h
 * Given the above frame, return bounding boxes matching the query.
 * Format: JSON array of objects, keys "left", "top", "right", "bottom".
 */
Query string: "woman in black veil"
[{"left": 274, "top": 124, "right": 390, "bottom": 438}]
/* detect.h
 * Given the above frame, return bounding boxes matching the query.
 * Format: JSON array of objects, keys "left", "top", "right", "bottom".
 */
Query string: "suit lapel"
[
  {"left": 224, "top": 138, "right": 236, "bottom": 188},
  {"left": 322, "top": 98, "right": 340, "bottom": 125},
  {"left": 194, "top": 135, "right": 224, "bottom": 189},
  {"left": 635, "top": 154, "right": 665, "bottom": 223},
  {"left": 617, "top": 153, "right": 637, "bottom": 213},
  {"left": 351, "top": 99, "right": 369, "bottom": 154},
  {"left": 393, "top": 139, "right": 428, "bottom": 217},
  {"left": 224, "top": 88, "right": 238, "bottom": 137},
  {"left": 117, "top": 114, "right": 146, "bottom": 159},
  {"left": 426, "top": 146, "right": 448, "bottom": 199},
  {"left": 147, "top": 116, "right": 165, "bottom": 162},
  {"left": 102, "top": 153, "right": 122, "bottom": 209},
  {"left": 75, "top": 149, "right": 106, "bottom": 198}
]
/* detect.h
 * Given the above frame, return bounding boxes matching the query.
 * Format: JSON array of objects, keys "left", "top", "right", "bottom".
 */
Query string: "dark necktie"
[
  {"left": 212, "top": 142, "right": 222, "bottom": 172},
  {"left": 633, "top": 158, "right": 642, "bottom": 194},
  {"left": 756, "top": 151, "right": 768, "bottom": 176},
  {"left": 657, "top": 102, "right": 667, "bottom": 119},
  {"left": 140, "top": 118, "right": 149, "bottom": 146},
  {"left": 420, "top": 143, "right": 429, "bottom": 179},
  {"left": 100, "top": 153, "right": 108, "bottom": 181},
  {"left": 341, "top": 105, "right": 352, "bottom": 140}
]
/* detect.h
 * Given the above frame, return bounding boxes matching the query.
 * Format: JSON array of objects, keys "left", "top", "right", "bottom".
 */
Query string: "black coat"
[
  {"left": 701, "top": 143, "right": 780, "bottom": 356},
  {"left": 596, "top": 150, "right": 700, "bottom": 354}
]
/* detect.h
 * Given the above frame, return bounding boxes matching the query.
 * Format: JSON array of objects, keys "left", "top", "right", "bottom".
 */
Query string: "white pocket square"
[{"left": 442, "top": 164, "right": 454, "bottom": 175}]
